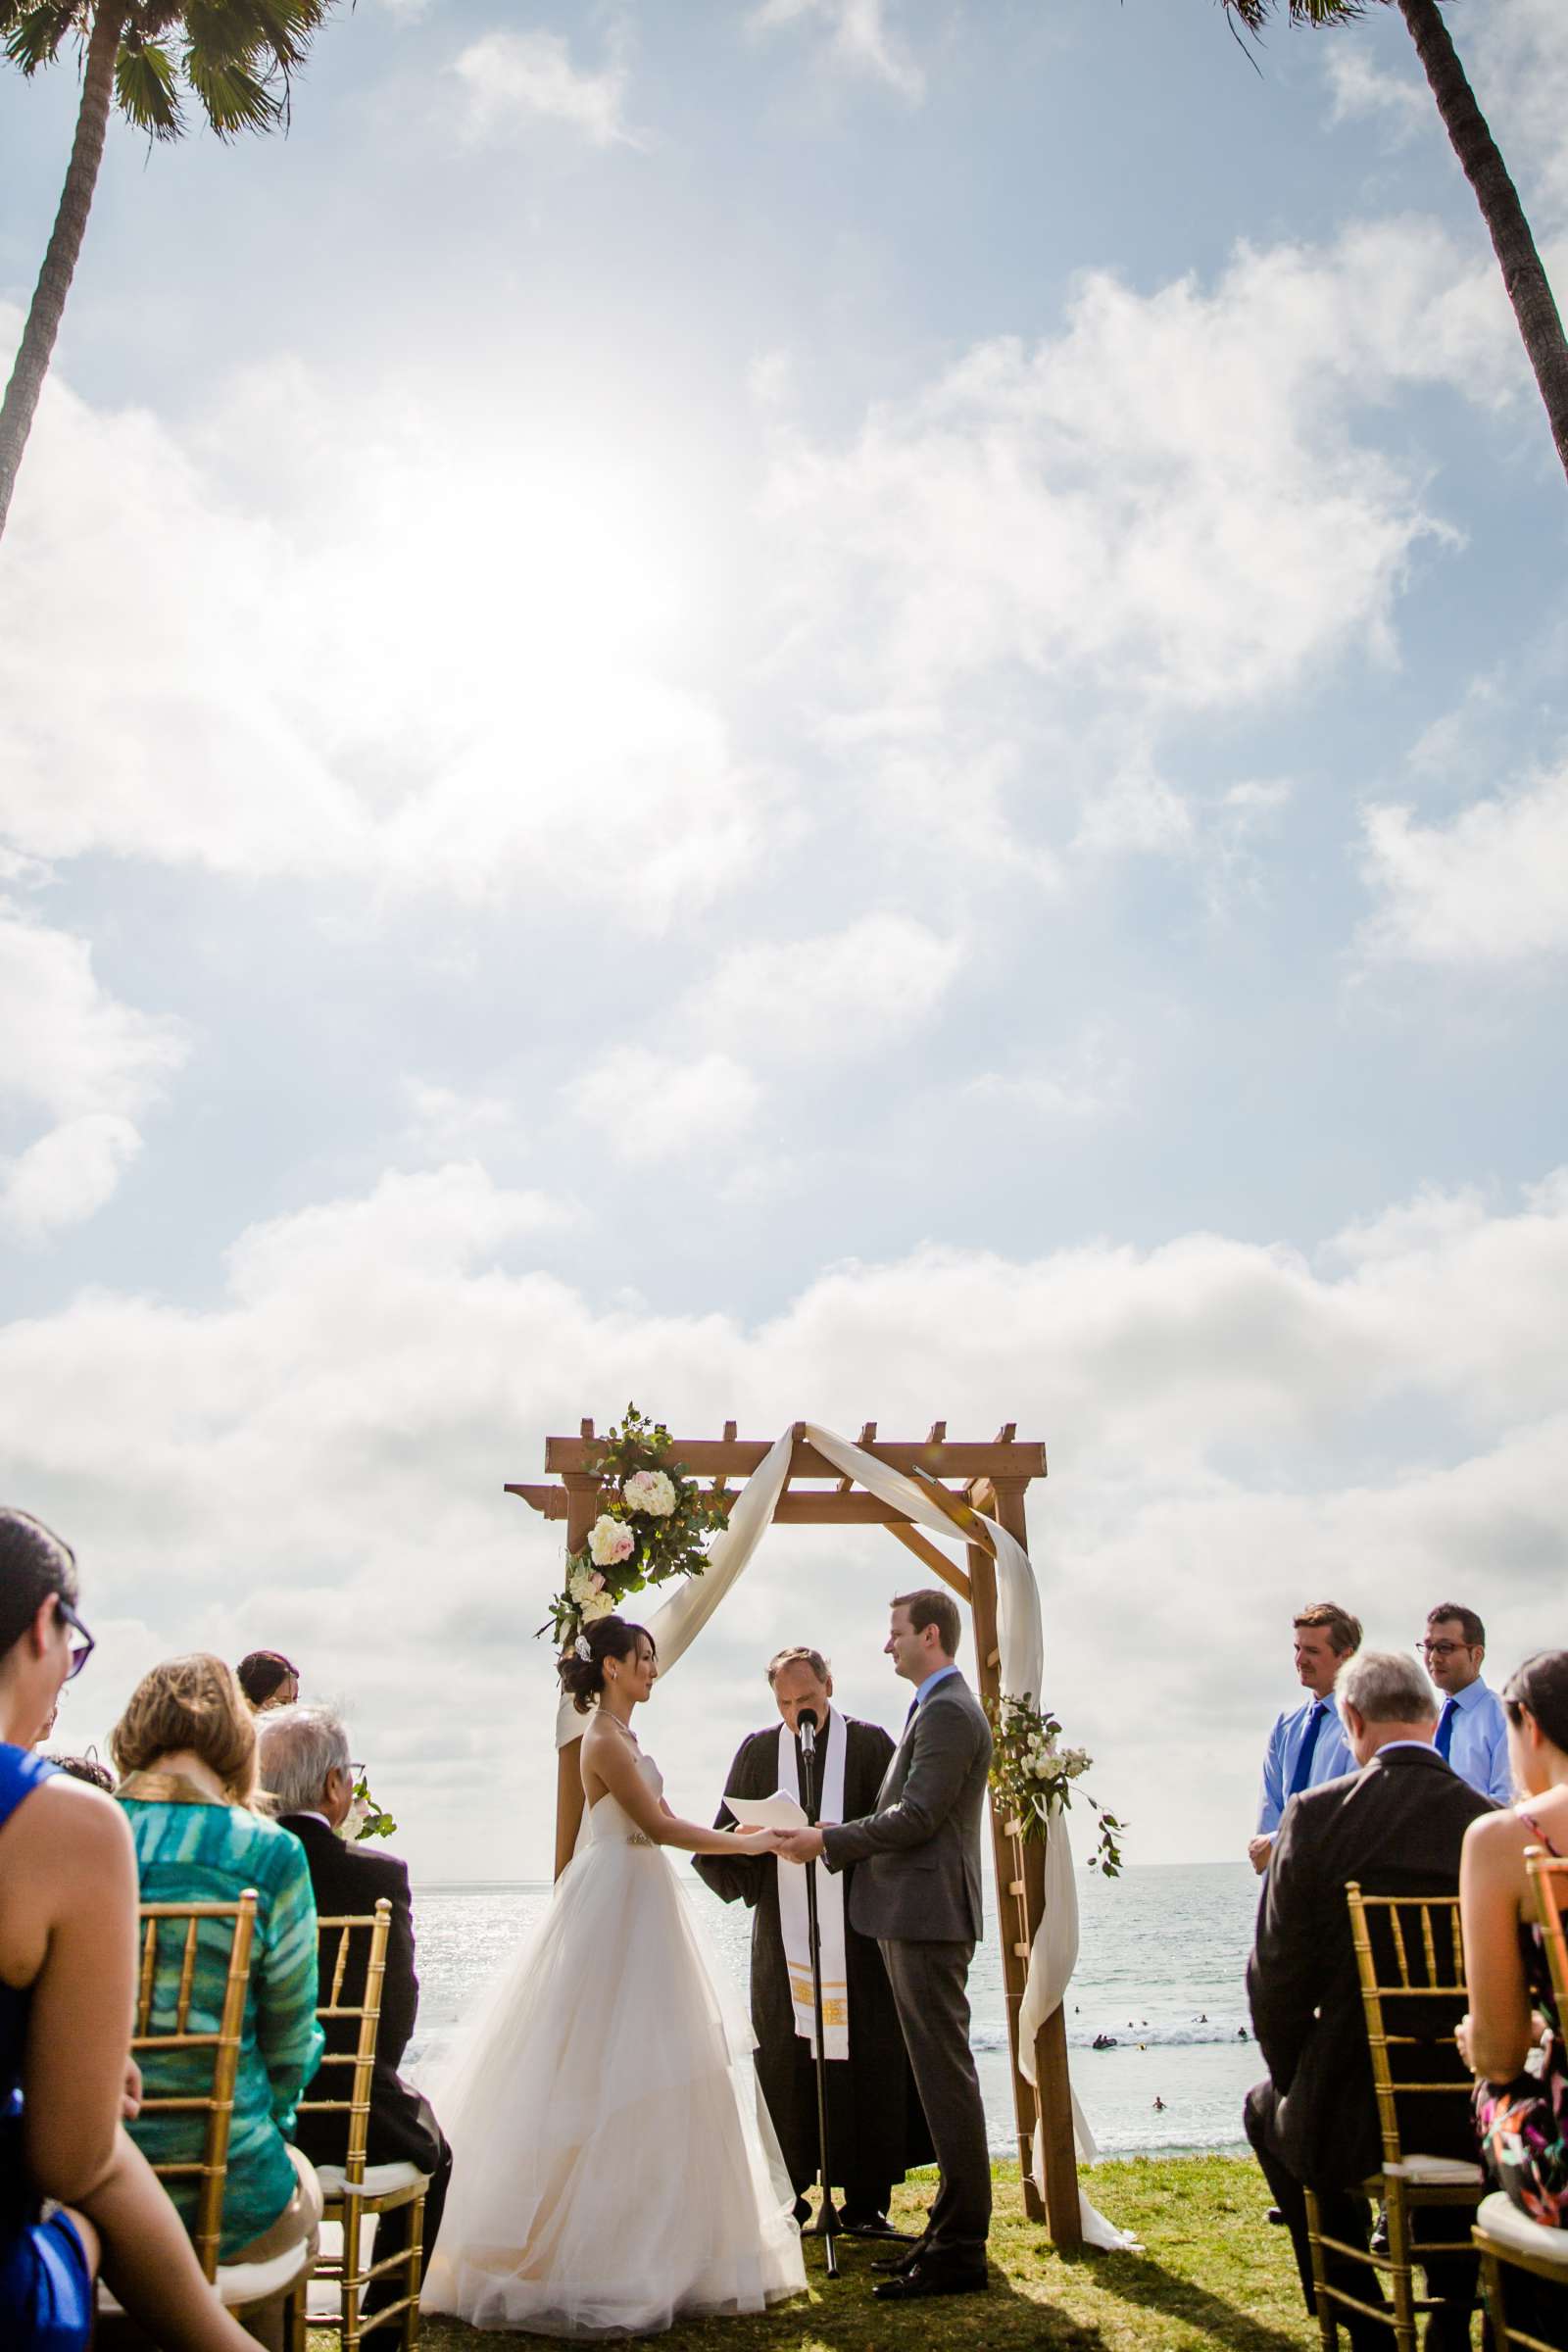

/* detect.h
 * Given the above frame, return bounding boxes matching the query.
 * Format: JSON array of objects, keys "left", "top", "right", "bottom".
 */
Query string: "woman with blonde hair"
[
  {"left": 112, "top": 1653, "right": 325, "bottom": 2308},
  {"left": 0, "top": 1509, "right": 259, "bottom": 2352}
]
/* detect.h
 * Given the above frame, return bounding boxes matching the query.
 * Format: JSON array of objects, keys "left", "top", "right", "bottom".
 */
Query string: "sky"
[{"left": 2, "top": 0, "right": 1566, "bottom": 1884}]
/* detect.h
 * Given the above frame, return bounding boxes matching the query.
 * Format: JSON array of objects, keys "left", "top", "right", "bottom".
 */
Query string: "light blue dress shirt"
[
  {"left": 913, "top": 1663, "right": 961, "bottom": 1706},
  {"left": 1437, "top": 1675, "right": 1512, "bottom": 1804},
  {"left": 1257, "top": 1692, "right": 1357, "bottom": 1834}
]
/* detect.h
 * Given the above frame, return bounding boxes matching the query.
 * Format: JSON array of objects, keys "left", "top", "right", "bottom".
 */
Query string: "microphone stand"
[{"left": 796, "top": 1711, "right": 840, "bottom": 2280}]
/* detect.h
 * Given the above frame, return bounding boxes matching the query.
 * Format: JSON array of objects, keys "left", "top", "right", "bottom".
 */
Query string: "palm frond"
[
  {"left": 241, "top": 0, "right": 329, "bottom": 75},
  {"left": 115, "top": 30, "right": 180, "bottom": 134},
  {"left": 1220, "top": 0, "right": 1368, "bottom": 29},
  {"left": 4, "top": 2, "right": 81, "bottom": 73},
  {"left": 180, "top": 39, "right": 281, "bottom": 135}
]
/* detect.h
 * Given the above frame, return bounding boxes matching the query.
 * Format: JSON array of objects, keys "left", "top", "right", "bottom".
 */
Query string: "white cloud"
[
  {"left": 1359, "top": 760, "right": 1568, "bottom": 965},
  {"left": 565, "top": 1049, "right": 762, "bottom": 1161},
  {"left": 1073, "top": 755, "right": 1193, "bottom": 858},
  {"left": 966, "top": 1024, "right": 1132, "bottom": 1124},
  {"left": 691, "top": 912, "right": 964, "bottom": 1061},
  {"left": 762, "top": 220, "right": 1518, "bottom": 722},
  {"left": 0, "top": 903, "right": 187, "bottom": 1240},
  {"left": 452, "top": 28, "right": 636, "bottom": 148},
  {"left": 6, "top": 1165, "right": 1567, "bottom": 1879},
  {"left": 1324, "top": 47, "right": 1428, "bottom": 144},
  {"left": 1, "top": 1115, "right": 143, "bottom": 1243},
  {"left": 750, "top": 0, "right": 925, "bottom": 102},
  {"left": 1463, "top": 0, "right": 1568, "bottom": 233},
  {"left": 0, "top": 346, "right": 763, "bottom": 917}
]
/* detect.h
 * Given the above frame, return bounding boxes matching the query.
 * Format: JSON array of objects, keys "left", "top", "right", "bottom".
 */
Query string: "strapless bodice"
[{"left": 584, "top": 1751, "right": 663, "bottom": 1848}]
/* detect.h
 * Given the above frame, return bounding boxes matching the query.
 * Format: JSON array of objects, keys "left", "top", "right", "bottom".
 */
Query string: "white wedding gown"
[{"left": 422, "top": 1751, "right": 807, "bottom": 2336}]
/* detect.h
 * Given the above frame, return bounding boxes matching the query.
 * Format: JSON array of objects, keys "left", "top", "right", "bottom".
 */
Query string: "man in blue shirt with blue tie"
[
  {"left": 1419, "top": 1603, "right": 1512, "bottom": 1803},
  {"left": 1250, "top": 1602, "right": 1361, "bottom": 1875}
]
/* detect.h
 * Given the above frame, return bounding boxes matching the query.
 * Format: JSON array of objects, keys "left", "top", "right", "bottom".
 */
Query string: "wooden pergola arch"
[{"left": 509, "top": 1419, "right": 1082, "bottom": 2252}]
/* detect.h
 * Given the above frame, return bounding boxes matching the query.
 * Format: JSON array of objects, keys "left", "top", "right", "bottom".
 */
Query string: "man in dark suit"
[
  {"left": 777, "top": 1588, "right": 993, "bottom": 2302},
  {"left": 257, "top": 1704, "right": 453, "bottom": 2327},
  {"left": 1245, "top": 1648, "right": 1494, "bottom": 2352}
]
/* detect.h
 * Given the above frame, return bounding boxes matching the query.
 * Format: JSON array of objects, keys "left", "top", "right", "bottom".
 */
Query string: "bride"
[{"left": 422, "top": 1615, "right": 808, "bottom": 2336}]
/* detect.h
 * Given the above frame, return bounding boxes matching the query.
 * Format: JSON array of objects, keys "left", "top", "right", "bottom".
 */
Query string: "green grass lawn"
[{"left": 342, "top": 2154, "right": 1317, "bottom": 2352}]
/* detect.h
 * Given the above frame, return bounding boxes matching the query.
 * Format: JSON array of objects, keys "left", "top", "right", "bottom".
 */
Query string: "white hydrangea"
[
  {"left": 581, "top": 1591, "right": 615, "bottom": 1622},
  {"left": 622, "top": 1468, "right": 677, "bottom": 1517},
  {"left": 587, "top": 1515, "right": 635, "bottom": 1568},
  {"left": 567, "top": 1564, "right": 595, "bottom": 1604}
]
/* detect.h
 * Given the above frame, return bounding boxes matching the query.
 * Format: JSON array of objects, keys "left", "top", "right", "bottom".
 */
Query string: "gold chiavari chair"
[
  {"left": 1471, "top": 1850, "right": 1568, "bottom": 2352},
  {"left": 1303, "top": 1885, "right": 1484, "bottom": 2352},
  {"left": 103, "top": 1893, "right": 313, "bottom": 2346},
  {"left": 298, "top": 1899, "right": 431, "bottom": 2351}
]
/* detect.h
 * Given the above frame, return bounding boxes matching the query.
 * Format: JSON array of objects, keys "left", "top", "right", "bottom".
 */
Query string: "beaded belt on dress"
[{"left": 625, "top": 1831, "right": 653, "bottom": 1847}]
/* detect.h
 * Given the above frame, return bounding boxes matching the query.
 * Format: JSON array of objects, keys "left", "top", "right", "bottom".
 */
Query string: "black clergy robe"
[{"left": 692, "top": 1712, "right": 934, "bottom": 2210}]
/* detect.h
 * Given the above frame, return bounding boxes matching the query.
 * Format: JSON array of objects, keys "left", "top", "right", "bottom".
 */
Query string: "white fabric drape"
[{"left": 550, "top": 1421, "right": 1134, "bottom": 2250}]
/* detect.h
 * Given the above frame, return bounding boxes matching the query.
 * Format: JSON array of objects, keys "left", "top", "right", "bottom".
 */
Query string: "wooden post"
[
  {"left": 966, "top": 1534, "right": 1047, "bottom": 2224},
  {"left": 988, "top": 1475, "right": 1081, "bottom": 2256},
  {"left": 553, "top": 1445, "right": 603, "bottom": 1881}
]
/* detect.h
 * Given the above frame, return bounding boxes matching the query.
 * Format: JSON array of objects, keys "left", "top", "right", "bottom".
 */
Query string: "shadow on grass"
[
  {"left": 412, "top": 2241, "right": 1112, "bottom": 2351},
  {"left": 1089, "top": 2247, "right": 1309, "bottom": 2352}
]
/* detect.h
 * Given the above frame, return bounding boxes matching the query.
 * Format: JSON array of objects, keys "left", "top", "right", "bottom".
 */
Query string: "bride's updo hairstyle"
[{"left": 558, "top": 1615, "right": 655, "bottom": 1715}]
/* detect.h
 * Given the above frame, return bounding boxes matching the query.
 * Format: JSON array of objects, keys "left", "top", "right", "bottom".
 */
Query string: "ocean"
[{"left": 405, "top": 1859, "right": 1262, "bottom": 2164}]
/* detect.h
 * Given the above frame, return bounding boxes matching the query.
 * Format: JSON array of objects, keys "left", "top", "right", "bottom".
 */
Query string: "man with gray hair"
[
  {"left": 258, "top": 1704, "right": 452, "bottom": 2325},
  {"left": 1244, "top": 1651, "right": 1494, "bottom": 2350}
]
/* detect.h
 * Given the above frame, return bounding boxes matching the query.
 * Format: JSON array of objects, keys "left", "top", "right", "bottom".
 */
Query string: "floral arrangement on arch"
[
  {"left": 541, "top": 1403, "right": 729, "bottom": 1654},
  {"left": 986, "top": 1693, "right": 1125, "bottom": 1876}
]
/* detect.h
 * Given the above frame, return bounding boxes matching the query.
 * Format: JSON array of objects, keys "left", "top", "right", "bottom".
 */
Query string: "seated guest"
[
  {"left": 237, "top": 1650, "right": 300, "bottom": 1714},
  {"left": 258, "top": 1703, "right": 452, "bottom": 2323},
  {"left": 111, "top": 1655, "right": 325, "bottom": 2318},
  {"left": 1245, "top": 1648, "right": 1494, "bottom": 2352},
  {"left": 1459, "top": 1651, "right": 1568, "bottom": 2341},
  {"left": 0, "top": 1508, "right": 259, "bottom": 2352},
  {"left": 1250, "top": 1601, "right": 1360, "bottom": 1876},
  {"left": 1421, "top": 1604, "right": 1513, "bottom": 1803},
  {"left": 49, "top": 1753, "right": 113, "bottom": 1790}
]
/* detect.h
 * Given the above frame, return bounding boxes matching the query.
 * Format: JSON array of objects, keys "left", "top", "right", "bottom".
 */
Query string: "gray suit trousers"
[{"left": 880, "top": 1936, "right": 991, "bottom": 2262}]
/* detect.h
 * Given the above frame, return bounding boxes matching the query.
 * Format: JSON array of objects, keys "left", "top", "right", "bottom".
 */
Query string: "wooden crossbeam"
[
  {"left": 542, "top": 1432, "right": 1045, "bottom": 1482},
  {"left": 507, "top": 1483, "right": 985, "bottom": 1528}
]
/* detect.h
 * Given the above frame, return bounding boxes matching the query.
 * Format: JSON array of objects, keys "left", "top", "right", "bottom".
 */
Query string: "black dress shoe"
[
  {"left": 840, "top": 2212, "right": 919, "bottom": 2242},
  {"left": 871, "top": 2236, "right": 929, "bottom": 2275},
  {"left": 1265, "top": 2205, "right": 1286, "bottom": 2226},
  {"left": 872, "top": 2258, "right": 989, "bottom": 2301}
]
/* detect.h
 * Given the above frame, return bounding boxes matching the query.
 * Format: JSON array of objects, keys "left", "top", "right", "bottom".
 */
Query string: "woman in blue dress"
[{"left": 0, "top": 1506, "right": 257, "bottom": 2352}]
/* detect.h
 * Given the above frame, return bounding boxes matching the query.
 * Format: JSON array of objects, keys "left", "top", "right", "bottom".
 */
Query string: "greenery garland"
[
  {"left": 540, "top": 1402, "right": 728, "bottom": 1652},
  {"left": 987, "top": 1693, "right": 1125, "bottom": 1875}
]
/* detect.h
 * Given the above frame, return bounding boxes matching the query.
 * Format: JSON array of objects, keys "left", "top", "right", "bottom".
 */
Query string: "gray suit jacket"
[{"left": 821, "top": 1671, "right": 992, "bottom": 1944}]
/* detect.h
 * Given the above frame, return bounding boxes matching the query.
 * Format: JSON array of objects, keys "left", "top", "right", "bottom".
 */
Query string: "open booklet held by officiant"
[{"left": 724, "top": 1790, "right": 809, "bottom": 1837}]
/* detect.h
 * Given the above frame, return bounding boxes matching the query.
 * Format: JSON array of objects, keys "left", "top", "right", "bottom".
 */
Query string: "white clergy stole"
[{"left": 775, "top": 1712, "right": 850, "bottom": 2061}]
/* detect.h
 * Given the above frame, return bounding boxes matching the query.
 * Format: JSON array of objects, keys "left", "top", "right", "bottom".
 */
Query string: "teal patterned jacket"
[{"left": 120, "top": 1779, "right": 324, "bottom": 2257}]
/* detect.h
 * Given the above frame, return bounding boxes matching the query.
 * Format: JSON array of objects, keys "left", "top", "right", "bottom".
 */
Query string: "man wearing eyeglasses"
[{"left": 1418, "top": 1605, "right": 1511, "bottom": 1804}]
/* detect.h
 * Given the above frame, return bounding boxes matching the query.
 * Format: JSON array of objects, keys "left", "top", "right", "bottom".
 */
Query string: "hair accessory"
[{"left": 574, "top": 1634, "right": 593, "bottom": 1662}]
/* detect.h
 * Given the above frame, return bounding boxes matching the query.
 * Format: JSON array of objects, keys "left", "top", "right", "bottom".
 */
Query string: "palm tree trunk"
[
  {"left": 0, "top": 3, "right": 126, "bottom": 540},
  {"left": 1395, "top": 0, "right": 1568, "bottom": 490}
]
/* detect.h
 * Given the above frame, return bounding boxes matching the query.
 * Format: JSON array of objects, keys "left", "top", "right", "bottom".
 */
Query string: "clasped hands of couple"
[{"left": 728, "top": 1825, "right": 826, "bottom": 1863}]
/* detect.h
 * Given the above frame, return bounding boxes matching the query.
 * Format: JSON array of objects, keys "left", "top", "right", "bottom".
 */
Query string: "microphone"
[{"left": 795, "top": 1704, "right": 819, "bottom": 1756}]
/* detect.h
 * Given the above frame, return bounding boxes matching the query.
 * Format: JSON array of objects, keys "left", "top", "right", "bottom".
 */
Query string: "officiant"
[{"left": 693, "top": 1644, "right": 933, "bottom": 2237}]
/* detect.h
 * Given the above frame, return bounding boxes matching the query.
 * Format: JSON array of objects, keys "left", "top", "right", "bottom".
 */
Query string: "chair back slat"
[
  {"left": 1525, "top": 1849, "right": 1568, "bottom": 2016},
  {"left": 1346, "top": 1882, "right": 1471, "bottom": 2169},
  {"left": 129, "top": 1893, "right": 258, "bottom": 2279},
  {"left": 296, "top": 1899, "right": 392, "bottom": 2192}
]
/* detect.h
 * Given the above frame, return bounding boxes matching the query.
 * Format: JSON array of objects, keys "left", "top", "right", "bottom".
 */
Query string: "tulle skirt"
[{"left": 422, "top": 1833, "right": 806, "bottom": 2336}]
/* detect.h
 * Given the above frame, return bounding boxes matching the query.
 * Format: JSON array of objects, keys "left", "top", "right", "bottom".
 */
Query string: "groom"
[{"left": 776, "top": 1588, "right": 993, "bottom": 2301}]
